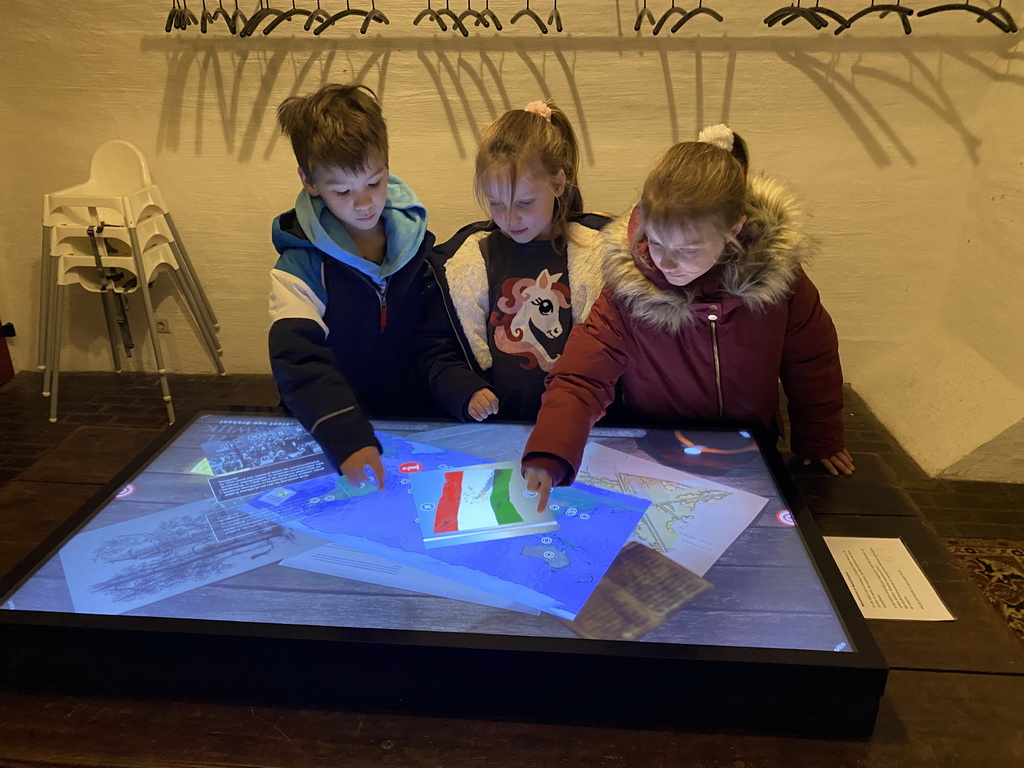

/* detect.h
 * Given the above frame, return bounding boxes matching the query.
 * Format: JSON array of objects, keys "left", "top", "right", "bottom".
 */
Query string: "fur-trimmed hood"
[{"left": 602, "top": 175, "right": 814, "bottom": 332}]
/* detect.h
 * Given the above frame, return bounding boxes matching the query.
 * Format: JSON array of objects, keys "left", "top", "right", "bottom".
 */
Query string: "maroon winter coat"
[{"left": 523, "top": 175, "right": 844, "bottom": 485}]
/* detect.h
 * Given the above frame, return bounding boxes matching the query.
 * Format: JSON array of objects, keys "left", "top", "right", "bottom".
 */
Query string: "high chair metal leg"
[
  {"left": 112, "top": 291, "right": 135, "bottom": 358},
  {"left": 99, "top": 289, "right": 123, "bottom": 373},
  {"left": 128, "top": 229, "right": 175, "bottom": 425},
  {"left": 86, "top": 225, "right": 129, "bottom": 372},
  {"left": 40, "top": 247, "right": 60, "bottom": 394},
  {"left": 169, "top": 268, "right": 225, "bottom": 374},
  {"left": 41, "top": 256, "right": 62, "bottom": 398},
  {"left": 91, "top": 232, "right": 136, "bottom": 360},
  {"left": 47, "top": 285, "right": 65, "bottom": 423},
  {"left": 38, "top": 226, "right": 53, "bottom": 373},
  {"left": 168, "top": 240, "right": 221, "bottom": 352},
  {"left": 163, "top": 214, "right": 220, "bottom": 329}
]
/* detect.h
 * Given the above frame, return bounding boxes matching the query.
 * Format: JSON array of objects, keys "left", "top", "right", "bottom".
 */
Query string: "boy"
[{"left": 270, "top": 83, "right": 435, "bottom": 490}]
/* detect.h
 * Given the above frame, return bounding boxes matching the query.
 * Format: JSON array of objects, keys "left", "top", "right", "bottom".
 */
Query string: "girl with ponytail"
[{"left": 419, "top": 100, "right": 611, "bottom": 422}]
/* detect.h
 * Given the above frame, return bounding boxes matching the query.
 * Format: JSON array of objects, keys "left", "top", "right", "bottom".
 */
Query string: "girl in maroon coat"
[{"left": 522, "top": 126, "right": 854, "bottom": 508}]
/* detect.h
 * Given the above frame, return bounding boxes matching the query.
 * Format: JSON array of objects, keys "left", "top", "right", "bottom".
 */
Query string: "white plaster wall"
[
  {"left": 938, "top": 75, "right": 1024, "bottom": 482},
  {"left": 1, "top": 2, "right": 1021, "bottom": 480}
]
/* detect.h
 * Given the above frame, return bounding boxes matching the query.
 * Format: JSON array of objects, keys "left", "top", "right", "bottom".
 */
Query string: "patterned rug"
[{"left": 945, "top": 539, "right": 1024, "bottom": 646}]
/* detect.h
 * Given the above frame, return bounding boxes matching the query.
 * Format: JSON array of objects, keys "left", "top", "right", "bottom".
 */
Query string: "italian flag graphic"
[{"left": 434, "top": 468, "right": 523, "bottom": 534}]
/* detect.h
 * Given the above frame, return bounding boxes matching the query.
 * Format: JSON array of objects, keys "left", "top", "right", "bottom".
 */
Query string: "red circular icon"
[
  {"left": 116, "top": 484, "right": 136, "bottom": 499},
  {"left": 776, "top": 510, "right": 795, "bottom": 527},
  {"left": 398, "top": 462, "right": 423, "bottom": 474}
]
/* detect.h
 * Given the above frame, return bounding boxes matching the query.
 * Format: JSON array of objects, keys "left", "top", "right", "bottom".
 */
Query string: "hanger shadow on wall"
[{"left": 144, "top": 28, "right": 1019, "bottom": 169}]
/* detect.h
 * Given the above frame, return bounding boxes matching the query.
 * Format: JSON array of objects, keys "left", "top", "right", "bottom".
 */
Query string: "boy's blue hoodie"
[{"left": 269, "top": 175, "right": 435, "bottom": 470}]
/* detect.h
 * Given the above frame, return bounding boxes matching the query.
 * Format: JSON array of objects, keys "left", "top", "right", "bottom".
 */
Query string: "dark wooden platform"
[{"left": 1, "top": 372, "right": 1022, "bottom": 767}]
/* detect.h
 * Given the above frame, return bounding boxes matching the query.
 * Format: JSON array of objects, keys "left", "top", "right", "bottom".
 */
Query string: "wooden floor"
[{"left": 1, "top": 371, "right": 1023, "bottom": 767}]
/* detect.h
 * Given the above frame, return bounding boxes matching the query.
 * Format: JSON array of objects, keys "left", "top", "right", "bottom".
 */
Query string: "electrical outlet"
[{"left": 155, "top": 319, "right": 171, "bottom": 334}]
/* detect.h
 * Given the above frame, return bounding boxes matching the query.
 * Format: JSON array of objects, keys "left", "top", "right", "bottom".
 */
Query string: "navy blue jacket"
[{"left": 269, "top": 176, "right": 436, "bottom": 470}]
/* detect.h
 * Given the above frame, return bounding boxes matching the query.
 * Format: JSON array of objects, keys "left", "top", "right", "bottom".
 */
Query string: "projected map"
[
  {"left": 3, "top": 412, "right": 857, "bottom": 653},
  {"left": 240, "top": 432, "right": 650, "bottom": 619}
]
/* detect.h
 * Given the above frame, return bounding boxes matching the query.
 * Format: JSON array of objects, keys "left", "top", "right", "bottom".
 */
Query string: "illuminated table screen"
[{"left": 0, "top": 412, "right": 886, "bottom": 736}]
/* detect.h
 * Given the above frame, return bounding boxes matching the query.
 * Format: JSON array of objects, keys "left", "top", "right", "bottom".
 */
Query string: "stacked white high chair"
[{"left": 39, "top": 140, "right": 224, "bottom": 424}]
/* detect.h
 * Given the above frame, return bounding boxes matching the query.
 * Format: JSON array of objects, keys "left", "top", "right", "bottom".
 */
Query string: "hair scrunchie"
[
  {"left": 523, "top": 100, "right": 553, "bottom": 122},
  {"left": 698, "top": 123, "right": 734, "bottom": 152}
]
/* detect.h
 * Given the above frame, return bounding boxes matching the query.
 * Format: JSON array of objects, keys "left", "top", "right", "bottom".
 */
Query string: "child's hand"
[
  {"left": 804, "top": 448, "right": 855, "bottom": 477},
  {"left": 524, "top": 466, "right": 553, "bottom": 513},
  {"left": 467, "top": 388, "right": 500, "bottom": 422},
  {"left": 340, "top": 445, "right": 386, "bottom": 490}
]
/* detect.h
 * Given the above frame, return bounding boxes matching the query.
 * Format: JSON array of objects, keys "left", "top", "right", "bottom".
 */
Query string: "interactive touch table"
[{"left": 0, "top": 411, "right": 887, "bottom": 737}]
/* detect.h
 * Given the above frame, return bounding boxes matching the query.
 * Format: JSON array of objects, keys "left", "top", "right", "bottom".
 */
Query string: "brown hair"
[
  {"left": 277, "top": 83, "right": 388, "bottom": 180},
  {"left": 474, "top": 101, "right": 583, "bottom": 239},
  {"left": 633, "top": 135, "right": 749, "bottom": 252}
]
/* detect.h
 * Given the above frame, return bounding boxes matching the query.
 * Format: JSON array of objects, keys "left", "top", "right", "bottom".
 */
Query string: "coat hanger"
[
  {"left": 414, "top": 1, "right": 448, "bottom": 31},
  {"left": 511, "top": 0, "right": 549, "bottom": 34},
  {"left": 313, "top": 0, "right": 390, "bottom": 35},
  {"left": 303, "top": 0, "right": 331, "bottom": 29},
  {"left": 653, "top": 2, "right": 687, "bottom": 35},
  {"left": 765, "top": 0, "right": 852, "bottom": 30},
  {"left": 917, "top": 0, "right": 1017, "bottom": 32},
  {"left": 809, "top": 1, "right": 851, "bottom": 30},
  {"left": 182, "top": 0, "right": 200, "bottom": 29},
  {"left": 200, "top": 0, "right": 214, "bottom": 32},
  {"left": 435, "top": 0, "right": 471, "bottom": 36},
  {"left": 261, "top": 1, "right": 315, "bottom": 34},
  {"left": 241, "top": 1, "right": 285, "bottom": 37},
  {"left": 208, "top": 0, "right": 238, "bottom": 33},
  {"left": 837, "top": 0, "right": 914, "bottom": 35},
  {"left": 166, "top": 0, "right": 199, "bottom": 32},
  {"left": 165, "top": 0, "right": 181, "bottom": 31},
  {"left": 982, "top": 0, "right": 1017, "bottom": 30},
  {"left": 183, "top": 0, "right": 199, "bottom": 29},
  {"left": 669, "top": 0, "right": 724, "bottom": 32},
  {"left": 480, "top": 0, "right": 502, "bottom": 29},
  {"left": 547, "top": 0, "right": 563, "bottom": 32},
  {"left": 230, "top": 0, "right": 249, "bottom": 33},
  {"left": 459, "top": 0, "right": 490, "bottom": 30},
  {"left": 409, "top": 1, "right": 468, "bottom": 36},
  {"left": 765, "top": 1, "right": 826, "bottom": 29},
  {"left": 634, "top": 0, "right": 656, "bottom": 32}
]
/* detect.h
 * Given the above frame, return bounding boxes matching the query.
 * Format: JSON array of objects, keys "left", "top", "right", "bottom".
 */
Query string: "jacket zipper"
[
  {"left": 378, "top": 277, "right": 389, "bottom": 332},
  {"left": 350, "top": 270, "right": 391, "bottom": 333},
  {"left": 710, "top": 316, "right": 724, "bottom": 418}
]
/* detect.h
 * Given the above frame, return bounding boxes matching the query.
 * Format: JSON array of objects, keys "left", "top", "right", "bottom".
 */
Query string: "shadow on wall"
[{"left": 143, "top": 32, "right": 1022, "bottom": 169}]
